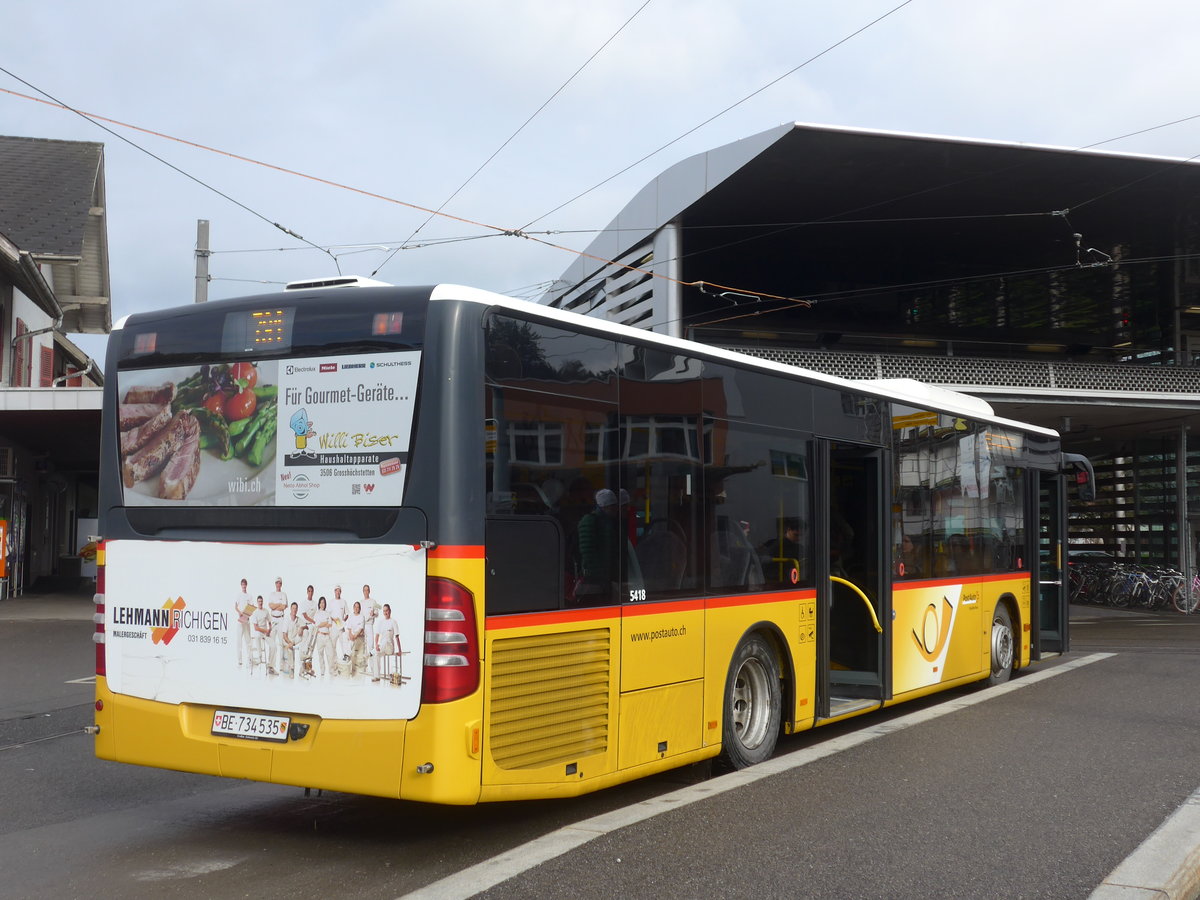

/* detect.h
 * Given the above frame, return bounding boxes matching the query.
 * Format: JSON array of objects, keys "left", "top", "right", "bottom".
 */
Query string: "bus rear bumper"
[{"left": 94, "top": 676, "right": 410, "bottom": 799}]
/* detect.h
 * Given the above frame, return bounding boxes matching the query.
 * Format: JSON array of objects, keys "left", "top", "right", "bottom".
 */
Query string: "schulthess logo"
[{"left": 319, "top": 363, "right": 338, "bottom": 373}]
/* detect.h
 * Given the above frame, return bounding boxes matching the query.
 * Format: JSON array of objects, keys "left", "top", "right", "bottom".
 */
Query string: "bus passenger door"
[
  {"left": 1036, "top": 469, "right": 1067, "bottom": 655},
  {"left": 818, "top": 443, "right": 887, "bottom": 719}
]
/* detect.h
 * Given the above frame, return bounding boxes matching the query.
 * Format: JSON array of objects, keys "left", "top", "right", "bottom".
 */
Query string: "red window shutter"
[
  {"left": 40, "top": 346, "right": 54, "bottom": 387},
  {"left": 67, "top": 366, "right": 81, "bottom": 388},
  {"left": 13, "top": 319, "right": 27, "bottom": 387}
]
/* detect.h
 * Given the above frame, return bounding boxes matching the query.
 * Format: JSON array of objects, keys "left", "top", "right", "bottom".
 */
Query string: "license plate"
[{"left": 211, "top": 709, "right": 290, "bottom": 743}]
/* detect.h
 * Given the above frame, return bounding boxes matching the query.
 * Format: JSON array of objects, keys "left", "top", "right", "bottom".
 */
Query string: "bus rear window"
[{"left": 115, "top": 350, "right": 421, "bottom": 509}]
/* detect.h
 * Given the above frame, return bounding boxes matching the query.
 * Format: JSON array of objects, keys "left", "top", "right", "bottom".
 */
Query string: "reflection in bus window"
[
  {"left": 892, "top": 405, "right": 1027, "bottom": 579},
  {"left": 705, "top": 421, "right": 810, "bottom": 593}
]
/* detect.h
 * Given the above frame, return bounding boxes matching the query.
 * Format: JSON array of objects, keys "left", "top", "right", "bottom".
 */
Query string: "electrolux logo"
[{"left": 286, "top": 364, "right": 318, "bottom": 375}]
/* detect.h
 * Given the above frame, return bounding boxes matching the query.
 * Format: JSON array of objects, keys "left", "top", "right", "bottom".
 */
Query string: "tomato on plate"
[
  {"left": 224, "top": 387, "right": 258, "bottom": 421},
  {"left": 230, "top": 362, "right": 258, "bottom": 390},
  {"left": 203, "top": 393, "right": 226, "bottom": 417}
]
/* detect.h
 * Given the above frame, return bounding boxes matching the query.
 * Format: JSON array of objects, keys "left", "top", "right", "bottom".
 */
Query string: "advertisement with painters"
[{"left": 103, "top": 540, "right": 426, "bottom": 722}]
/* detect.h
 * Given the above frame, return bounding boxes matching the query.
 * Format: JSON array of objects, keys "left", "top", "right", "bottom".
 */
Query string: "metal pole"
[
  {"left": 195, "top": 219, "right": 210, "bottom": 303},
  {"left": 1179, "top": 425, "right": 1191, "bottom": 612}
]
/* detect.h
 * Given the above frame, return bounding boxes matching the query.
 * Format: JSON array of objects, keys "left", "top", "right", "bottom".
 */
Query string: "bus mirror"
[{"left": 1062, "top": 453, "right": 1096, "bottom": 503}]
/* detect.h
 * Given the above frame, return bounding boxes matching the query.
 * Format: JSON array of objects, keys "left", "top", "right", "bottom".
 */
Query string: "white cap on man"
[{"left": 595, "top": 488, "right": 617, "bottom": 508}]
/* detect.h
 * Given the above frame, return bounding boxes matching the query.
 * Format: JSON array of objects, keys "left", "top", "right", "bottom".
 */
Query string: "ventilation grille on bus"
[{"left": 488, "top": 628, "right": 610, "bottom": 770}]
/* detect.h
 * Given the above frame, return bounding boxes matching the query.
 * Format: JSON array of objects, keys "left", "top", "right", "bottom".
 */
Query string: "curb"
[{"left": 1090, "top": 785, "right": 1200, "bottom": 900}]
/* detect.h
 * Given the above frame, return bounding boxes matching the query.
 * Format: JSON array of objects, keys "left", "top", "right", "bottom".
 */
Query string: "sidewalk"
[{"left": 0, "top": 588, "right": 96, "bottom": 622}]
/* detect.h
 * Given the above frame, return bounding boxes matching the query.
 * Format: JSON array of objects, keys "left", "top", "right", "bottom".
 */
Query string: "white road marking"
[
  {"left": 131, "top": 858, "right": 246, "bottom": 881},
  {"left": 65, "top": 676, "right": 96, "bottom": 684},
  {"left": 401, "top": 652, "right": 1115, "bottom": 900}
]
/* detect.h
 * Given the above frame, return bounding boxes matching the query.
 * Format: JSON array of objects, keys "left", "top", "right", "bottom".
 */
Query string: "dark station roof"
[{"left": 548, "top": 122, "right": 1200, "bottom": 454}]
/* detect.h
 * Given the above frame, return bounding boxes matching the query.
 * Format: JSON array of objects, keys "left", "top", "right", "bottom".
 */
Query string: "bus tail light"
[
  {"left": 422, "top": 577, "right": 479, "bottom": 704},
  {"left": 93, "top": 541, "right": 106, "bottom": 677}
]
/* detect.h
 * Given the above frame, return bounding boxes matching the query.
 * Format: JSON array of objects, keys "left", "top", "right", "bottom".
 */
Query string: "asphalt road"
[{"left": 1, "top": 594, "right": 1198, "bottom": 899}]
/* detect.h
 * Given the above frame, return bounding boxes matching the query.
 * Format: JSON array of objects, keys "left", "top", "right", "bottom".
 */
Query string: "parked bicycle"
[{"left": 1068, "top": 559, "right": 1199, "bottom": 614}]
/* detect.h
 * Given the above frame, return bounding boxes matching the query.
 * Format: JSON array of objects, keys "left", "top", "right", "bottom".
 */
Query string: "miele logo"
[{"left": 319, "top": 363, "right": 338, "bottom": 373}]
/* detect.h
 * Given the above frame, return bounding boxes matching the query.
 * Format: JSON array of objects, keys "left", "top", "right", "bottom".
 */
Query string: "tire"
[
  {"left": 1129, "top": 578, "right": 1150, "bottom": 609},
  {"left": 1174, "top": 582, "right": 1200, "bottom": 615},
  {"left": 719, "top": 634, "right": 782, "bottom": 769},
  {"left": 987, "top": 604, "right": 1015, "bottom": 686}
]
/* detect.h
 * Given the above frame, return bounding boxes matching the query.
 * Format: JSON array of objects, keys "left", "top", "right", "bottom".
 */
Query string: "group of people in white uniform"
[{"left": 231, "top": 577, "right": 404, "bottom": 683}]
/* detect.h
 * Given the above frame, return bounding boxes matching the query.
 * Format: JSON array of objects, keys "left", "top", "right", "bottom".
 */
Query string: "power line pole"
[{"left": 195, "top": 219, "right": 210, "bottom": 303}]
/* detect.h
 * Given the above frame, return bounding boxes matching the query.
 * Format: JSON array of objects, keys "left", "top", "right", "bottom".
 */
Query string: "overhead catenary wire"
[
  {"left": 372, "top": 0, "right": 654, "bottom": 279},
  {"left": 5, "top": 73, "right": 1200, "bottom": 326},
  {"left": 0, "top": 66, "right": 340, "bottom": 268},
  {"left": 520, "top": 0, "right": 918, "bottom": 230}
]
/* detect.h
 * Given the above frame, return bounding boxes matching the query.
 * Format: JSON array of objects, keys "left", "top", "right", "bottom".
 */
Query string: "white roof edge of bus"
[
  {"left": 858, "top": 378, "right": 993, "bottom": 418},
  {"left": 112, "top": 314, "right": 128, "bottom": 330},
  {"left": 430, "top": 284, "right": 1060, "bottom": 439}
]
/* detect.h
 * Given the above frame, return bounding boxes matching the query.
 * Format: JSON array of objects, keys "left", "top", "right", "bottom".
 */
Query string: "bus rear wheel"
[
  {"left": 987, "top": 604, "right": 1015, "bottom": 686},
  {"left": 719, "top": 635, "right": 782, "bottom": 769}
]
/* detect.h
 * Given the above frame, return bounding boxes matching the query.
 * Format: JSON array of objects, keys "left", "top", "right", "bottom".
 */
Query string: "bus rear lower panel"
[{"left": 94, "top": 679, "right": 492, "bottom": 805}]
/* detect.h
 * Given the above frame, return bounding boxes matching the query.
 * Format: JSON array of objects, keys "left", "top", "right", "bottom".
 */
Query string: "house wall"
[{"left": 10, "top": 287, "right": 54, "bottom": 388}]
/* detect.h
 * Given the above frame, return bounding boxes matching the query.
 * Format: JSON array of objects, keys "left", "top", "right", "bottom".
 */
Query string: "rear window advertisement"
[
  {"left": 103, "top": 540, "right": 426, "bottom": 721},
  {"left": 116, "top": 351, "right": 421, "bottom": 507}
]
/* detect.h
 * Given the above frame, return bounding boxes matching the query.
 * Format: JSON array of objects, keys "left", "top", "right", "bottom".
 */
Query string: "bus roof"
[{"left": 112, "top": 281, "right": 1056, "bottom": 440}]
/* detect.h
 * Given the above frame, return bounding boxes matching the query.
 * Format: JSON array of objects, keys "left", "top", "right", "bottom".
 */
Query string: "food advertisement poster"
[
  {"left": 104, "top": 540, "right": 425, "bottom": 721},
  {"left": 116, "top": 351, "right": 421, "bottom": 507}
]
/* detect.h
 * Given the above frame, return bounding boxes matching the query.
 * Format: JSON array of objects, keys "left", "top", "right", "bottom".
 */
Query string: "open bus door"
[
  {"left": 1037, "top": 453, "right": 1093, "bottom": 655},
  {"left": 817, "top": 441, "right": 889, "bottom": 720},
  {"left": 1035, "top": 469, "right": 1066, "bottom": 655}
]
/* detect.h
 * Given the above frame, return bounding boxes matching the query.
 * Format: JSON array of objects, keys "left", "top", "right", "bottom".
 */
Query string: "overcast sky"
[{"left": 5, "top": 0, "right": 1200, "bottom": 366}]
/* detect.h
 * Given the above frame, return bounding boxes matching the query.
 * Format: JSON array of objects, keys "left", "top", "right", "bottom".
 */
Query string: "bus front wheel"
[
  {"left": 719, "top": 635, "right": 782, "bottom": 769},
  {"left": 987, "top": 604, "right": 1015, "bottom": 686}
]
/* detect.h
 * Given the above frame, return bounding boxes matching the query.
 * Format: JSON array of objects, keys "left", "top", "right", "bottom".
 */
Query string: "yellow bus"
[{"left": 92, "top": 281, "right": 1084, "bottom": 803}]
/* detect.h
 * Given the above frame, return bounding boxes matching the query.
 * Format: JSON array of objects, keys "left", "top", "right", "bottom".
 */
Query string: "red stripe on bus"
[
  {"left": 705, "top": 589, "right": 817, "bottom": 610},
  {"left": 486, "top": 607, "right": 621, "bottom": 630},
  {"left": 486, "top": 588, "right": 819, "bottom": 630},
  {"left": 894, "top": 572, "right": 1030, "bottom": 590},
  {"left": 429, "top": 545, "right": 485, "bottom": 559},
  {"left": 621, "top": 597, "right": 706, "bottom": 617}
]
